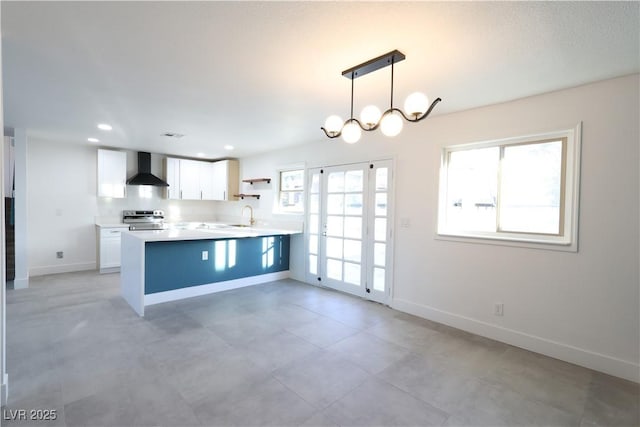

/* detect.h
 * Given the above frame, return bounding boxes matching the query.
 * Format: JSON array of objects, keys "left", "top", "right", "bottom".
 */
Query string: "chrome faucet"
[{"left": 241, "top": 205, "right": 256, "bottom": 226}]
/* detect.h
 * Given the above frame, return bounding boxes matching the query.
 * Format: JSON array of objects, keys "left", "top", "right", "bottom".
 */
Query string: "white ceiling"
[{"left": 2, "top": 1, "right": 638, "bottom": 159}]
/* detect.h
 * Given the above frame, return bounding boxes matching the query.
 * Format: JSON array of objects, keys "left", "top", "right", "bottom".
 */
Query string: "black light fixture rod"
[
  {"left": 342, "top": 50, "right": 406, "bottom": 80},
  {"left": 390, "top": 57, "right": 395, "bottom": 109},
  {"left": 350, "top": 72, "right": 355, "bottom": 119}
]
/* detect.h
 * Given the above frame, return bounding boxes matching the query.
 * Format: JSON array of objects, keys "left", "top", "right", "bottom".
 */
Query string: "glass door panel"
[
  {"left": 306, "top": 169, "right": 322, "bottom": 279},
  {"left": 306, "top": 161, "right": 393, "bottom": 304},
  {"left": 366, "top": 161, "right": 393, "bottom": 303},
  {"left": 320, "top": 165, "right": 367, "bottom": 295}
]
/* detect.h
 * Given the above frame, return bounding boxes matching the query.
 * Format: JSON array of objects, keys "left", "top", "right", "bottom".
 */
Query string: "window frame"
[
  {"left": 274, "top": 165, "right": 306, "bottom": 215},
  {"left": 437, "top": 124, "right": 581, "bottom": 252}
]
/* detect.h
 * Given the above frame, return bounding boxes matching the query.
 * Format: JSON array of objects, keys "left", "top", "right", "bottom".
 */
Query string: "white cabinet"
[
  {"left": 179, "top": 159, "right": 202, "bottom": 200},
  {"left": 97, "top": 226, "right": 129, "bottom": 273},
  {"left": 212, "top": 159, "right": 239, "bottom": 201},
  {"left": 97, "top": 149, "right": 127, "bottom": 198},
  {"left": 165, "top": 157, "right": 181, "bottom": 200},
  {"left": 164, "top": 157, "right": 238, "bottom": 201},
  {"left": 200, "top": 162, "right": 215, "bottom": 200}
]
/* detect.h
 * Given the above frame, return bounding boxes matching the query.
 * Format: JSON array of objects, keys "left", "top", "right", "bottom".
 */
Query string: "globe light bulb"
[
  {"left": 404, "top": 92, "right": 429, "bottom": 118},
  {"left": 360, "top": 105, "right": 382, "bottom": 128},
  {"left": 342, "top": 121, "right": 362, "bottom": 144},
  {"left": 324, "top": 115, "right": 344, "bottom": 136},
  {"left": 380, "top": 111, "right": 403, "bottom": 137}
]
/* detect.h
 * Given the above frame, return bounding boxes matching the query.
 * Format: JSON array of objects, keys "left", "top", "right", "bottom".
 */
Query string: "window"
[
  {"left": 438, "top": 125, "right": 581, "bottom": 251},
  {"left": 278, "top": 169, "right": 304, "bottom": 213}
]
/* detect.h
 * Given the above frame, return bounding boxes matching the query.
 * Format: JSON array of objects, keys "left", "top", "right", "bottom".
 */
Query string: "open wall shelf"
[
  {"left": 234, "top": 194, "right": 261, "bottom": 200},
  {"left": 242, "top": 178, "right": 271, "bottom": 185}
]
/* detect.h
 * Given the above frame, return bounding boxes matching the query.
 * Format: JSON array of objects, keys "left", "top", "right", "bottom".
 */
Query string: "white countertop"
[{"left": 122, "top": 225, "right": 301, "bottom": 242}]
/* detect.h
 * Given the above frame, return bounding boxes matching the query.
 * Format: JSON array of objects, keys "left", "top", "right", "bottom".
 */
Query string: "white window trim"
[
  {"left": 436, "top": 123, "right": 582, "bottom": 252},
  {"left": 273, "top": 162, "right": 306, "bottom": 216}
]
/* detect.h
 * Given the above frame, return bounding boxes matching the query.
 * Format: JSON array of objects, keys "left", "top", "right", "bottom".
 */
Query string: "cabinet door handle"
[
  {"left": 201, "top": 190, "right": 203, "bottom": 200},
  {"left": 223, "top": 190, "right": 226, "bottom": 200},
  {"left": 180, "top": 190, "right": 183, "bottom": 199}
]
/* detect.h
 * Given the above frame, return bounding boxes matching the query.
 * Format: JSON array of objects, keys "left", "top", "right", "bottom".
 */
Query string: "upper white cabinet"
[
  {"left": 200, "top": 162, "right": 215, "bottom": 200},
  {"left": 165, "top": 157, "right": 181, "bottom": 200},
  {"left": 97, "top": 149, "right": 127, "bottom": 198},
  {"left": 164, "top": 157, "right": 238, "bottom": 201},
  {"left": 179, "top": 159, "right": 202, "bottom": 200},
  {"left": 212, "top": 160, "right": 239, "bottom": 201}
]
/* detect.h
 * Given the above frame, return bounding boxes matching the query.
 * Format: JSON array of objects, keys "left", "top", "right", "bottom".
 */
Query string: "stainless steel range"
[{"left": 123, "top": 210, "right": 166, "bottom": 231}]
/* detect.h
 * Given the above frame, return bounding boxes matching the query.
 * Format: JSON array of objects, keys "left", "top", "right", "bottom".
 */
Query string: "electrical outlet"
[
  {"left": 201, "top": 250, "right": 208, "bottom": 261},
  {"left": 494, "top": 303, "right": 504, "bottom": 316},
  {"left": 400, "top": 218, "right": 411, "bottom": 228},
  {"left": 56, "top": 251, "right": 64, "bottom": 259}
]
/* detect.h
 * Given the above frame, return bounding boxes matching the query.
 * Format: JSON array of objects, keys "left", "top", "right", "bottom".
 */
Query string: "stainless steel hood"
[{"left": 126, "top": 152, "right": 169, "bottom": 187}]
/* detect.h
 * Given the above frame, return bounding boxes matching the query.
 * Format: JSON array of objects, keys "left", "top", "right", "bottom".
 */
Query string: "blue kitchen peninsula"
[{"left": 120, "top": 226, "right": 300, "bottom": 316}]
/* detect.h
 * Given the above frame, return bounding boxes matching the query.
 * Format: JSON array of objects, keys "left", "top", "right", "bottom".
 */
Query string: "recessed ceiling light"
[
  {"left": 87, "top": 137, "right": 99, "bottom": 143},
  {"left": 196, "top": 153, "right": 205, "bottom": 158},
  {"left": 224, "top": 145, "right": 234, "bottom": 151},
  {"left": 97, "top": 123, "right": 112, "bottom": 131}
]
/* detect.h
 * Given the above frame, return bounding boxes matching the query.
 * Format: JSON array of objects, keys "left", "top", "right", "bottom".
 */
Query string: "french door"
[{"left": 306, "top": 160, "right": 393, "bottom": 304}]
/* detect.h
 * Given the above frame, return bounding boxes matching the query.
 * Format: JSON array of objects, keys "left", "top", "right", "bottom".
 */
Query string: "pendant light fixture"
[{"left": 321, "top": 50, "right": 441, "bottom": 143}]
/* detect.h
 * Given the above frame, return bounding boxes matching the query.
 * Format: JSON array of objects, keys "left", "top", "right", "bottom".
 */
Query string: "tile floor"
[{"left": 3, "top": 271, "right": 639, "bottom": 426}]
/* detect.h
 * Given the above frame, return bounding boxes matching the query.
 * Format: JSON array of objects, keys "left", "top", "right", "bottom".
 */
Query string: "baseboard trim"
[
  {"left": 29, "top": 262, "right": 96, "bottom": 277},
  {"left": 12, "top": 277, "right": 28, "bottom": 289},
  {"left": 144, "top": 271, "right": 291, "bottom": 307},
  {"left": 391, "top": 298, "right": 640, "bottom": 383}
]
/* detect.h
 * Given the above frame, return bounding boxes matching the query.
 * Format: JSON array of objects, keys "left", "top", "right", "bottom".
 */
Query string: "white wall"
[
  {"left": 13, "top": 130, "right": 27, "bottom": 289},
  {"left": 27, "top": 140, "right": 98, "bottom": 275},
  {"left": 222, "top": 74, "right": 640, "bottom": 382},
  {"left": 3, "top": 136, "right": 13, "bottom": 197},
  {"left": 0, "top": 3, "right": 8, "bottom": 405}
]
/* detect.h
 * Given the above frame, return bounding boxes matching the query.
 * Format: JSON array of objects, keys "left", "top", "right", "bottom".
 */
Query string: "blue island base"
[{"left": 121, "top": 233, "right": 291, "bottom": 316}]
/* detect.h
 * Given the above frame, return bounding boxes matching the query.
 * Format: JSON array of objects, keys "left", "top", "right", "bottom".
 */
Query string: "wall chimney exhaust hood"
[{"left": 126, "top": 152, "right": 169, "bottom": 187}]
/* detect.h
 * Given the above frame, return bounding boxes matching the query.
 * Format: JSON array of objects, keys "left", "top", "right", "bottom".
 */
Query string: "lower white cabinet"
[{"left": 97, "top": 226, "right": 129, "bottom": 273}]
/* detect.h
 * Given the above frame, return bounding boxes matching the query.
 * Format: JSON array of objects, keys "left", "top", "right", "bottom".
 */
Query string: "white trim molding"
[
  {"left": 143, "top": 271, "right": 290, "bottom": 309},
  {"left": 392, "top": 298, "right": 639, "bottom": 383},
  {"left": 29, "top": 262, "right": 96, "bottom": 277},
  {"left": 12, "top": 277, "right": 28, "bottom": 290}
]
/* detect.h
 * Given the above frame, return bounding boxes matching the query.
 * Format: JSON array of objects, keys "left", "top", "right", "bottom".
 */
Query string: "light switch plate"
[{"left": 202, "top": 251, "right": 208, "bottom": 261}]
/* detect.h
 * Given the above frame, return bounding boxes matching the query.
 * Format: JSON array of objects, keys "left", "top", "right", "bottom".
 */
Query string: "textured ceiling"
[{"left": 2, "top": 1, "right": 639, "bottom": 159}]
